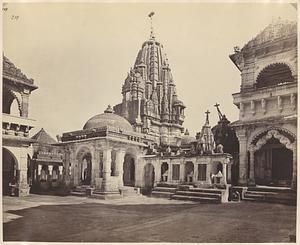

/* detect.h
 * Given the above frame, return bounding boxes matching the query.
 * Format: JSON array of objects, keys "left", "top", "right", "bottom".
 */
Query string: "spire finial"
[
  {"left": 104, "top": 104, "right": 114, "bottom": 113},
  {"left": 214, "top": 103, "right": 223, "bottom": 120},
  {"left": 148, "top": 11, "right": 155, "bottom": 40},
  {"left": 205, "top": 110, "right": 210, "bottom": 125}
]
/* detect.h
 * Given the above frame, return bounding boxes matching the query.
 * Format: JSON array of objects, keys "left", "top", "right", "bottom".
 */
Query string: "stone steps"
[
  {"left": 91, "top": 190, "right": 121, "bottom": 200},
  {"left": 243, "top": 186, "right": 296, "bottom": 206},
  {"left": 151, "top": 191, "right": 173, "bottom": 199},
  {"left": 172, "top": 195, "right": 220, "bottom": 204},
  {"left": 172, "top": 187, "right": 222, "bottom": 203},
  {"left": 189, "top": 187, "right": 223, "bottom": 194},
  {"left": 70, "top": 185, "right": 92, "bottom": 197},
  {"left": 120, "top": 186, "right": 140, "bottom": 197},
  {"left": 153, "top": 186, "right": 177, "bottom": 193},
  {"left": 175, "top": 190, "right": 221, "bottom": 199},
  {"left": 247, "top": 186, "right": 294, "bottom": 193},
  {"left": 156, "top": 183, "right": 178, "bottom": 188},
  {"left": 151, "top": 182, "right": 224, "bottom": 203},
  {"left": 151, "top": 182, "right": 178, "bottom": 199}
]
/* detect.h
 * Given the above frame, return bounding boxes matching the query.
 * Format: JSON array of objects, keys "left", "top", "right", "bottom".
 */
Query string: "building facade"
[
  {"left": 229, "top": 19, "right": 297, "bottom": 188},
  {"left": 2, "top": 56, "right": 38, "bottom": 196}
]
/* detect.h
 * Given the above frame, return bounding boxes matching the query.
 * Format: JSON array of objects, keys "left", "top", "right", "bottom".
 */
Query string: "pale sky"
[{"left": 2, "top": 2, "right": 297, "bottom": 139}]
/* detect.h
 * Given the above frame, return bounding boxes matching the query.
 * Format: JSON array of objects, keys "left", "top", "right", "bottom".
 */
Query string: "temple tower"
[{"left": 114, "top": 13, "right": 185, "bottom": 146}]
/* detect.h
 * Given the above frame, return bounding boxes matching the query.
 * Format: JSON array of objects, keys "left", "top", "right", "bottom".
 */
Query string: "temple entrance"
[
  {"left": 80, "top": 153, "right": 92, "bottom": 185},
  {"left": 144, "top": 163, "right": 155, "bottom": 190},
  {"left": 185, "top": 162, "right": 194, "bottom": 183},
  {"left": 255, "top": 138, "right": 293, "bottom": 187},
  {"left": 123, "top": 154, "right": 135, "bottom": 186},
  {"left": 161, "top": 162, "right": 168, "bottom": 182},
  {"left": 2, "top": 148, "right": 18, "bottom": 196}
]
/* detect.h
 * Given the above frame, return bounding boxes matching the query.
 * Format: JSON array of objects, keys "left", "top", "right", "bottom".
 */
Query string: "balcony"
[
  {"left": 232, "top": 82, "right": 297, "bottom": 121},
  {"left": 2, "top": 113, "right": 36, "bottom": 138}
]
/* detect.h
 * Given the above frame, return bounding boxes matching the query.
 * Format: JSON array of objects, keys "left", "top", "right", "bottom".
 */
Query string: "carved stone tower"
[{"left": 114, "top": 15, "right": 185, "bottom": 146}]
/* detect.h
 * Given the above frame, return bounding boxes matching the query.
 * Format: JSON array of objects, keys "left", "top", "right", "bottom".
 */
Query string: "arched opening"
[
  {"left": 185, "top": 162, "right": 194, "bottom": 183},
  {"left": 123, "top": 154, "right": 135, "bottom": 186},
  {"left": 2, "top": 88, "right": 21, "bottom": 116},
  {"left": 256, "top": 63, "right": 294, "bottom": 88},
  {"left": 161, "top": 162, "right": 169, "bottom": 182},
  {"left": 2, "top": 148, "right": 18, "bottom": 196},
  {"left": 76, "top": 148, "right": 92, "bottom": 186},
  {"left": 144, "top": 163, "right": 155, "bottom": 189},
  {"left": 254, "top": 137, "right": 293, "bottom": 186},
  {"left": 81, "top": 153, "right": 92, "bottom": 185}
]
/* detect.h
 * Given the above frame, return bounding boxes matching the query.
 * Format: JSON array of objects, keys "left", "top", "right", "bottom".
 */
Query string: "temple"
[{"left": 2, "top": 16, "right": 297, "bottom": 205}]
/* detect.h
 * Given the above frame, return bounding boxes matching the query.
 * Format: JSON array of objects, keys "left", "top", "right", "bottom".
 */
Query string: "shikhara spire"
[{"left": 113, "top": 13, "right": 185, "bottom": 146}]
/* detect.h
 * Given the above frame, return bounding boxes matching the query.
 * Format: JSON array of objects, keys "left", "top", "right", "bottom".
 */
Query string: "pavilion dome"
[{"left": 83, "top": 105, "right": 133, "bottom": 132}]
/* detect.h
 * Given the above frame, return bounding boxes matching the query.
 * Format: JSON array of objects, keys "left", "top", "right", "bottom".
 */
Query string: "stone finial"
[
  {"left": 184, "top": 129, "right": 190, "bottom": 135},
  {"left": 214, "top": 103, "right": 223, "bottom": 120},
  {"left": 104, "top": 104, "right": 114, "bottom": 113},
  {"left": 205, "top": 110, "right": 210, "bottom": 125}
]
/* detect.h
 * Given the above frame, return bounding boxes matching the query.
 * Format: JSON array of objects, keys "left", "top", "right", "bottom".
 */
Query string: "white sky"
[{"left": 2, "top": 2, "right": 297, "bottom": 139}]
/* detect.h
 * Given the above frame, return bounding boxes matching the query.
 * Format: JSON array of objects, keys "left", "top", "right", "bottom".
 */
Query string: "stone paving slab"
[{"left": 3, "top": 194, "right": 193, "bottom": 223}]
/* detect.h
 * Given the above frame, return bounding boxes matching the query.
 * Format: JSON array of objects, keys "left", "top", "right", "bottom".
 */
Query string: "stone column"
[
  {"left": 59, "top": 166, "right": 63, "bottom": 180},
  {"left": 179, "top": 163, "right": 185, "bottom": 182},
  {"left": 48, "top": 165, "right": 53, "bottom": 174},
  {"left": 237, "top": 130, "right": 248, "bottom": 186},
  {"left": 227, "top": 162, "right": 232, "bottom": 184},
  {"left": 38, "top": 165, "right": 42, "bottom": 176},
  {"left": 248, "top": 149, "right": 255, "bottom": 186},
  {"left": 292, "top": 144, "right": 297, "bottom": 189},
  {"left": 92, "top": 148, "right": 100, "bottom": 187},
  {"left": 18, "top": 148, "right": 30, "bottom": 196},
  {"left": 154, "top": 160, "right": 160, "bottom": 186},
  {"left": 194, "top": 163, "right": 198, "bottom": 183},
  {"left": 168, "top": 162, "right": 172, "bottom": 183},
  {"left": 21, "top": 92, "right": 30, "bottom": 117},
  {"left": 135, "top": 156, "right": 143, "bottom": 187},
  {"left": 101, "top": 147, "right": 112, "bottom": 192},
  {"left": 222, "top": 163, "right": 227, "bottom": 185},
  {"left": 115, "top": 149, "right": 125, "bottom": 188},
  {"left": 48, "top": 165, "right": 53, "bottom": 182}
]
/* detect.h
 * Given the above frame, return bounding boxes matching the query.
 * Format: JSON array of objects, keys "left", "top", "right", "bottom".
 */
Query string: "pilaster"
[
  {"left": 236, "top": 128, "right": 248, "bottom": 185},
  {"left": 115, "top": 148, "right": 126, "bottom": 188}
]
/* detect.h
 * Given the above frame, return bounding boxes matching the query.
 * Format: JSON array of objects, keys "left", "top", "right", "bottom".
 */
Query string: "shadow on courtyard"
[{"left": 3, "top": 202, "right": 296, "bottom": 243}]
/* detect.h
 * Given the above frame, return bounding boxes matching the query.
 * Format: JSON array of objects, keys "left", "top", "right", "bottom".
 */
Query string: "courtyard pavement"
[{"left": 2, "top": 194, "right": 297, "bottom": 243}]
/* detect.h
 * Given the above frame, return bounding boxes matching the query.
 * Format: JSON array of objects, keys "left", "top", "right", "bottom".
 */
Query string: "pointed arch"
[
  {"left": 250, "top": 129, "right": 295, "bottom": 152},
  {"left": 255, "top": 62, "right": 295, "bottom": 88}
]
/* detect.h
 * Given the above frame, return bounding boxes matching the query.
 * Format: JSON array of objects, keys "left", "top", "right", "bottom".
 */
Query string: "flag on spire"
[{"left": 148, "top": 12, "right": 155, "bottom": 18}]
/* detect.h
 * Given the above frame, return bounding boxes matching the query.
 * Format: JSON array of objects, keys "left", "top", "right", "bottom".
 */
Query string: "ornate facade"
[
  {"left": 230, "top": 19, "right": 297, "bottom": 188},
  {"left": 2, "top": 56, "right": 38, "bottom": 196}
]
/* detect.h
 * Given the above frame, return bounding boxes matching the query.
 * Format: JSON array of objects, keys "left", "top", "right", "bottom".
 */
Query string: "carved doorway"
[{"left": 255, "top": 138, "right": 293, "bottom": 187}]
